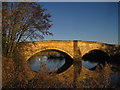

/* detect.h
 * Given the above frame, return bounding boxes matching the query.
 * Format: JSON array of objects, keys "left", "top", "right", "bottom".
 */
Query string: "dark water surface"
[
  {"left": 110, "top": 73, "right": 120, "bottom": 87},
  {"left": 27, "top": 54, "right": 120, "bottom": 88},
  {"left": 27, "top": 56, "right": 65, "bottom": 72},
  {"left": 27, "top": 56, "right": 99, "bottom": 72}
]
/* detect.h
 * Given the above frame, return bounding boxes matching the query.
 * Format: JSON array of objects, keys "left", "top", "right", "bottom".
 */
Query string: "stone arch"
[
  {"left": 82, "top": 49, "right": 109, "bottom": 61},
  {"left": 82, "top": 49, "right": 110, "bottom": 70},
  {"left": 28, "top": 47, "right": 74, "bottom": 60},
  {"left": 27, "top": 48, "right": 74, "bottom": 74}
]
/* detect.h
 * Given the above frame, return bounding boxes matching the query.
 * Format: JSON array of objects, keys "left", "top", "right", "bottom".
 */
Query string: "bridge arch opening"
[
  {"left": 27, "top": 49, "right": 73, "bottom": 74},
  {"left": 82, "top": 49, "right": 110, "bottom": 70}
]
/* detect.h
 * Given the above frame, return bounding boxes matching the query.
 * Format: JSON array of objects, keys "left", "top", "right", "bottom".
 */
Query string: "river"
[{"left": 27, "top": 54, "right": 120, "bottom": 88}]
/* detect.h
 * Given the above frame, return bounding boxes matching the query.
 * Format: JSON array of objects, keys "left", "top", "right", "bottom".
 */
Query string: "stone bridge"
[{"left": 15, "top": 40, "right": 120, "bottom": 82}]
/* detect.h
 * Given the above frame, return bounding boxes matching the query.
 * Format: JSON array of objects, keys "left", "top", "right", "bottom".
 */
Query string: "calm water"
[
  {"left": 27, "top": 56, "right": 98, "bottom": 72},
  {"left": 82, "top": 60, "right": 98, "bottom": 69},
  {"left": 27, "top": 56, "right": 120, "bottom": 87},
  {"left": 27, "top": 56, "right": 65, "bottom": 72},
  {"left": 110, "top": 73, "right": 120, "bottom": 87}
]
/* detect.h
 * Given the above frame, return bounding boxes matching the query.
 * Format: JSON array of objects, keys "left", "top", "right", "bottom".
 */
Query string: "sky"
[{"left": 38, "top": 2, "right": 118, "bottom": 45}]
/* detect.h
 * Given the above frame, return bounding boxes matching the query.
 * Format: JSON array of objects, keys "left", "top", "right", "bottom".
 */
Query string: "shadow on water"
[
  {"left": 109, "top": 53, "right": 120, "bottom": 73},
  {"left": 27, "top": 49, "right": 73, "bottom": 74},
  {"left": 107, "top": 53, "right": 120, "bottom": 88},
  {"left": 82, "top": 49, "right": 110, "bottom": 70},
  {"left": 82, "top": 49, "right": 120, "bottom": 88}
]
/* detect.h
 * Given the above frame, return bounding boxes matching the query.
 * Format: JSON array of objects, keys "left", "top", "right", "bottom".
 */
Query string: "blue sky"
[{"left": 39, "top": 2, "right": 118, "bottom": 44}]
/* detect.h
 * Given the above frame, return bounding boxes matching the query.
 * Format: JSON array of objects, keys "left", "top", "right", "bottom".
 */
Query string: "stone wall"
[{"left": 14, "top": 40, "right": 120, "bottom": 81}]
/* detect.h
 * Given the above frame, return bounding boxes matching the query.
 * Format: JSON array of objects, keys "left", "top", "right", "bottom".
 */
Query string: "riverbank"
[{"left": 3, "top": 56, "right": 118, "bottom": 88}]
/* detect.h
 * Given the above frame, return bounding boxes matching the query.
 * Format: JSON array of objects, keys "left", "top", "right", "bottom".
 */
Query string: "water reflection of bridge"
[{"left": 15, "top": 40, "right": 120, "bottom": 82}]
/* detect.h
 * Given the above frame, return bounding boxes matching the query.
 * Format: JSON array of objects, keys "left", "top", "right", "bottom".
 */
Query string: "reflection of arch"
[
  {"left": 82, "top": 49, "right": 110, "bottom": 70},
  {"left": 27, "top": 48, "right": 74, "bottom": 74}
]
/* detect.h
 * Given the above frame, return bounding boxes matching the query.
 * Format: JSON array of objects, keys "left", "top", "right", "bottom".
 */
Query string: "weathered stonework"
[{"left": 14, "top": 40, "right": 120, "bottom": 82}]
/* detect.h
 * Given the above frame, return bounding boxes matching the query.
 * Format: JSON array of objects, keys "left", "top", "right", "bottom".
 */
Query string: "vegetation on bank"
[
  {"left": 2, "top": 45, "right": 120, "bottom": 88},
  {"left": 2, "top": 2, "right": 120, "bottom": 89},
  {"left": 3, "top": 56, "right": 117, "bottom": 88}
]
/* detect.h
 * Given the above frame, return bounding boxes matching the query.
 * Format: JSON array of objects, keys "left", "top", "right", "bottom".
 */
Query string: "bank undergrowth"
[{"left": 2, "top": 56, "right": 113, "bottom": 88}]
